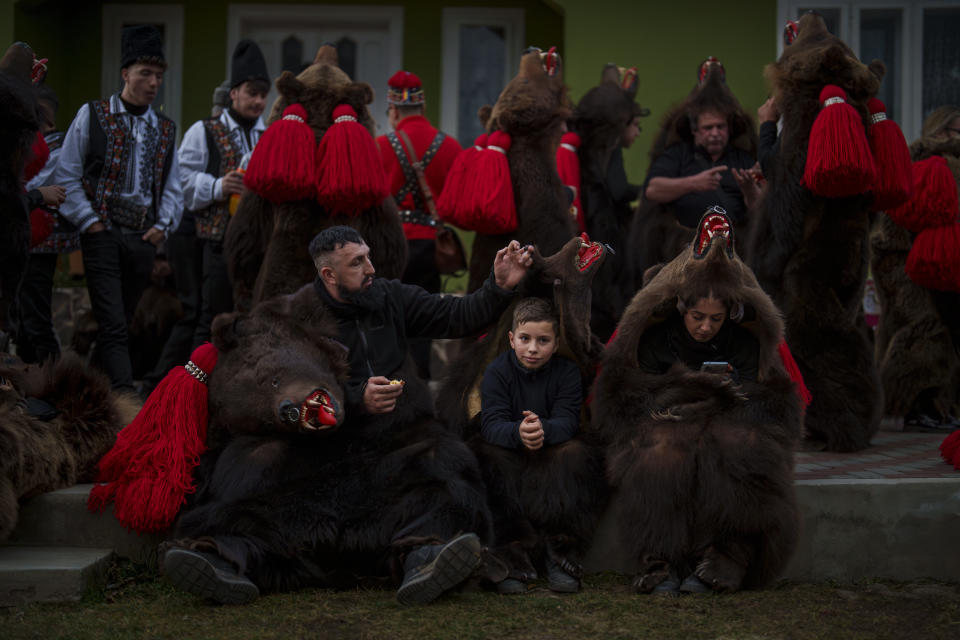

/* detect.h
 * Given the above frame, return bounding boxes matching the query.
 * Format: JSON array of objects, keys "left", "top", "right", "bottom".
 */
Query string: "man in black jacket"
[{"left": 310, "top": 225, "right": 532, "bottom": 415}]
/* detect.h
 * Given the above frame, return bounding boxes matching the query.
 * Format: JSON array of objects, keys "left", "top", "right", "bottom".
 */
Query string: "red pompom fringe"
[
  {"left": 87, "top": 343, "right": 218, "bottom": 533},
  {"left": 557, "top": 132, "right": 585, "bottom": 233},
  {"left": 778, "top": 340, "right": 813, "bottom": 408},
  {"left": 867, "top": 98, "right": 913, "bottom": 212},
  {"left": 941, "top": 429, "right": 960, "bottom": 469},
  {"left": 469, "top": 130, "right": 518, "bottom": 234},
  {"left": 24, "top": 131, "right": 49, "bottom": 183},
  {"left": 803, "top": 85, "right": 877, "bottom": 198},
  {"left": 437, "top": 133, "right": 487, "bottom": 227},
  {"left": 315, "top": 104, "right": 388, "bottom": 215},
  {"left": 905, "top": 223, "right": 960, "bottom": 292},
  {"left": 244, "top": 104, "right": 317, "bottom": 203}
]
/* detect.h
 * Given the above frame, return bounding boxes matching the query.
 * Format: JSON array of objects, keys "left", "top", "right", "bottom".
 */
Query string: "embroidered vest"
[
  {"left": 193, "top": 118, "right": 242, "bottom": 241},
  {"left": 32, "top": 131, "right": 81, "bottom": 255},
  {"left": 81, "top": 98, "right": 176, "bottom": 229}
]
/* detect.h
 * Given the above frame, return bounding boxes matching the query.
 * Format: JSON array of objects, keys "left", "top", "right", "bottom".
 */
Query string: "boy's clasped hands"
[{"left": 519, "top": 410, "right": 544, "bottom": 451}]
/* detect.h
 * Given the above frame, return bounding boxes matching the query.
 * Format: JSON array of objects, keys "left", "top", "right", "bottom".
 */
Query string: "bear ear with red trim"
[{"left": 803, "top": 85, "right": 877, "bottom": 198}]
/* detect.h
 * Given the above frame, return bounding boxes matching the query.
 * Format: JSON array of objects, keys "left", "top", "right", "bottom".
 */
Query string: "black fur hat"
[
  {"left": 121, "top": 25, "right": 165, "bottom": 69},
  {"left": 230, "top": 39, "right": 269, "bottom": 89}
]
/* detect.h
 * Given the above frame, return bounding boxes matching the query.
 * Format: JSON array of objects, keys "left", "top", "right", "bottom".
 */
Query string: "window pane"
[
  {"left": 457, "top": 25, "right": 506, "bottom": 145},
  {"left": 860, "top": 9, "right": 901, "bottom": 121},
  {"left": 798, "top": 7, "right": 841, "bottom": 35},
  {"left": 923, "top": 8, "right": 960, "bottom": 119},
  {"left": 336, "top": 37, "right": 357, "bottom": 80}
]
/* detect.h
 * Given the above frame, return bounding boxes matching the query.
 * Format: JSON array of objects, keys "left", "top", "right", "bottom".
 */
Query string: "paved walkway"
[{"left": 795, "top": 431, "right": 958, "bottom": 480}]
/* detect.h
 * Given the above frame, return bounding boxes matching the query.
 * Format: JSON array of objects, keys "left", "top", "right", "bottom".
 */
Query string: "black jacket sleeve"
[
  {"left": 606, "top": 149, "right": 640, "bottom": 207},
  {"left": 480, "top": 361, "right": 522, "bottom": 449},
  {"left": 398, "top": 273, "right": 515, "bottom": 339},
  {"left": 541, "top": 359, "right": 582, "bottom": 446}
]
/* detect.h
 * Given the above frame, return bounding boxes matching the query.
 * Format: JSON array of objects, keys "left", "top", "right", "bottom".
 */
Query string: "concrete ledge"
[
  {"left": 0, "top": 546, "right": 113, "bottom": 606},
  {"left": 6, "top": 485, "right": 163, "bottom": 565}
]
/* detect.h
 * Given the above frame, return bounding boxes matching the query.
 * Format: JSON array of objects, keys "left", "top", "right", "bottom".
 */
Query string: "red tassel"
[
  {"left": 88, "top": 343, "right": 218, "bottom": 533},
  {"left": 941, "top": 429, "right": 960, "bottom": 469},
  {"left": 470, "top": 130, "right": 518, "bottom": 234},
  {"left": 29, "top": 207, "right": 54, "bottom": 247},
  {"left": 888, "top": 156, "right": 959, "bottom": 233},
  {"left": 437, "top": 133, "right": 487, "bottom": 227},
  {"left": 803, "top": 85, "right": 877, "bottom": 198},
  {"left": 867, "top": 98, "right": 913, "bottom": 212},
  {"left": 315, "top": 104, "right": 388, "bottom": 215},
  {"left": 556, "top": 132, "right": 585, "bottom": 233},
  {"left": 24, "top": 131, "right": 49, "bottom": 182},
  {"left": 244, "top": 104, "right": 316, "bottom": 203},
  {"left": 778, "top": 340, "right": 813, "bottom": 408},
  {"left": 905, "top": 223, "right": 960, "bottom": 292}
]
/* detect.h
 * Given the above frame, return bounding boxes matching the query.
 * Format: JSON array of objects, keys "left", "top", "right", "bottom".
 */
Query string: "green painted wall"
[
  {"left": 12, "top": 0, "right": 562, "bottom": 134},
  {"left": 556, "top": 0, "right": 776, "bottom": 183}
]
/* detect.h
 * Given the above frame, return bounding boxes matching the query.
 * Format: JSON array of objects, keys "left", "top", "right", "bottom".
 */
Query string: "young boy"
[{"left": 478, "top": 297, "right": 595, "bottom": 594}]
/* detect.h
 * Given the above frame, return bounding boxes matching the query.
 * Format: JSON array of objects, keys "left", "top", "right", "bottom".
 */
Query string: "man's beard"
[{"left": 338, "top": 278, "right": 378, "bottom": 309}]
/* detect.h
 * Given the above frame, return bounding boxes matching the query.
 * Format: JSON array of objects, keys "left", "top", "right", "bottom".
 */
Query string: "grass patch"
[{"left": 3, "top": 566, "right": 958, "bottom": 640}]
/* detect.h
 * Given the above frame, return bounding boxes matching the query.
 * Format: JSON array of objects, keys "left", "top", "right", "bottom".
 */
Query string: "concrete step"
[
  {"left": 0, "top": 546, "right": 113, "bottom": 606},
  {"left": 6, "top": 484, "right": 163, "bottom": 565}
]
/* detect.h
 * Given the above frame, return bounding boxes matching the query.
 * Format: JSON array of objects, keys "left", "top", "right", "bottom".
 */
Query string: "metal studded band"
[
  {"left": 334, "top": 114, "right": 357, "bottom": 124},
  {"left": 823, "top": 96, "right": 845, "bottom": 107},
  {"left": 184, "top": 360, "right": 209, "bottom": 384},
  {"left": 870, "top": 112, "right": 887, "bottom": 124},
  {"left": 282, "top": 114, "right": 305, "bottom": 123},
  {"left": 561, "top": 143, "right": 577, "bottom": 153},
  {"left": 488, "top": 145, "right": 507, "bottom": 155}
]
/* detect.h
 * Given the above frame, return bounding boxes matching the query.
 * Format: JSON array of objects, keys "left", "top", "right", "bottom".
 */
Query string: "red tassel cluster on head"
[
  {"left": 556, "top": 132, "right": 585, "bottom": 233},
  {"left": 468, "top": 130, "right": 518, "bottom": 234},
  {"left": 23, "top": 131, "right": 49, "bottom": 183},
  {"left": 87, "top": 343, "right": 219, "bottom": 533},
  {"left": 315, "top": 104, "right": 388, "bottom": 215},
  {"left": 866, "top": 98, "right": 913, "bottom": 211},
  {"left": 941, "top": 429, "right": 960, "bottom": 470},
  {"left": 437, "top": 133, "right": 486, "bottom": 228},
  {"left": 244, "top": 104, "right": 317, "bottom": 202},
  {"left": 905, "top": 222, "right": 960, "bottom": 292},
  {"left": 803, "top": 85, "right": 877, "bottom": 198}
]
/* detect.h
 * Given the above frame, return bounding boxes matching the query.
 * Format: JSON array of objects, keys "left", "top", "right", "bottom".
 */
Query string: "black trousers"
[
  {"left": 80, "top": 227, "right": 156, "bottom": 392},
  {"left": 16, "top": 252, "right": 61, "bottom": 363},
  {"left": 402, "top": 238, "right": 441, "bottom": 379}
]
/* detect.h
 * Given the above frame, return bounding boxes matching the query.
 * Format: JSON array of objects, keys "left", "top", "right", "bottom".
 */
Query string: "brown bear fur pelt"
[
  {"left": 224, "top": 45, "right": 406, "bottom": 311},
  {"left": 746, "top": 12, "right": 884, "bottom": 452},
  {"left": 467, "top": 49, "right": 577, "bottom": 292},
  {"left": 591, "top": 216, "right": 802, "bottom": 592},
  {"left": 0, "top": 354, "right": 137, "bottom": 541},
  {"left": 571, "top": 64, "right": 650, "bottom": 340},
  {"left": 871, "top": 136, "right": 960, "bottom": 420},
  {"left": 627, "top": 63, "right": 757, "bottom": 288}
]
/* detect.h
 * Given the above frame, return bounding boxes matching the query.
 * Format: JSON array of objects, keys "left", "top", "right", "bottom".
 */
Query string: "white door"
[{"left": 228, "top": 5, "right": 404, "bottom": 136}]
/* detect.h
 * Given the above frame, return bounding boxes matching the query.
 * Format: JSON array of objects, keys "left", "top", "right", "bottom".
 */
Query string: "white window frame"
[
  {"left": 778, "top": 0, "right": 960, "bottom": 141},
  {"left": 440, "top": 7, "right": 525, "bottom": 142},
  {"left": 101, "top": 3, "right": 184, "bottom": 128}
]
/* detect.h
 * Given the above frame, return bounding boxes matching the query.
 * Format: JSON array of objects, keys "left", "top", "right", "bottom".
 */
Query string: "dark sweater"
[
  {"left": 315, "top": 273, "right": 514, "bottom": 413},
  {"left": 480, "top": 351, "right": 582, "bottom": 449},
  {"left": 636, "top": 311, "right": 760, "bottom": 383}
]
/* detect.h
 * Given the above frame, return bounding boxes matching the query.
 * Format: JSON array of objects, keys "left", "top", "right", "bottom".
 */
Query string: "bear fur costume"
[
  {"left": 467, "top": 49, "right": 577, "bottom": 292},
  {"left": 0, "top": 354, "right": 138, "bottom": 541},
  {"left": 591, "top": 211, "right": 802, "bottom": 593},
  {"left": 0, "top": 43, "right": 40, "bottom": 348},
  {"left": 746, "top": 13, "right": 885, "bottom": 452},
  {"left": 166, "top": 284, "right": 496, "bottom": 593},
  {"left": 571, "top": 64, "right": 650, "bottom": 340},
  {"left": 871, "top": 134, "right": 960, "bottom": 422},
  {"left": 224, "top": 45, "right": 407, "bottom": 311},
  {"left": 627, "top": 60, "right": 758, "bottom": 288},
  {"left": 437, "top": 235, "right": 609, "bottom": 584}
]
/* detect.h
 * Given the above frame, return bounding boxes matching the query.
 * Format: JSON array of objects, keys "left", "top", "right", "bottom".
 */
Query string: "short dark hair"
[
  {"left": 236, "top": 78, "right": 270, "bottom": 96},
  {"left": 395, "top": 104, "right": 424, "bottom": 119},
  {"left": 511, "top": 297, "right": 559, "bottom": 335},
  {"left": 308, "top": 225, "right": 366, "bottom": 260}
]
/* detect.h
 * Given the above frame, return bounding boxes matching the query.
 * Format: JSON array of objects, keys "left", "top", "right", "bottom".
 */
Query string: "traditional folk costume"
[
  {"left": 143, "top": 40, "right": 268, "bottom": 393},
  {"left": 56, "top": 26, "right": 182, "bottom": 392}
]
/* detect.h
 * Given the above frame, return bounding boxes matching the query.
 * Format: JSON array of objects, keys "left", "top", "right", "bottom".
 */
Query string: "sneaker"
[
  {"left": 396, "top": 533, "right": 482, "bottom": 605},
  {"left": 496, "top": 578, "right": 528, "bottom": 594},
  {"left": 545, "top": 556, "right": 580, "bottom": 593},
  {"left": 163, "top": 547, "right": 259, "bottom": 605},
  {"left": 679, "top": 573, "right": 711, "bottom": 594},
  {"left": 651, "top": 571, "right": 682, "bottom": 596}
]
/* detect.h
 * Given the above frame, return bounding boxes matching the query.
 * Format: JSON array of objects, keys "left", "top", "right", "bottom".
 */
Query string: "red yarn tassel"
[
  {"left": 905, "top": 223, "right": 960, "bottom": 292},
  {"left": 87, "top": 343, "right": 218, "bottom": 533},
  {"left": 470, "top": 130, "right": 518, "bottom": 234},
  {"left": 941, "top": 429, "right": 960, "bottom": 469},
  {"left": 315, "top": 104, "right": 388, "bottom": 215},
  {"left": 244, "top": 104, "right": 317, "bottom": 203},
  {"left": 437, "top": 133, "right": 487, "bottom": 227},
  {"left": 24, "top": 131, "right": 49, "bottom": 182},
  {"left": 803, "top": 85, "right": 877, "bottom": 198},
  {"left": 557, "top": 132, "right": 585, "bottom": 233},
  {"left": 867, "top": 98, "right": 913, "bottom": 212},
  {"left": 778, "top": 340, "right": 813, "bottom": 408},
  {"left": 887, "top": 157, "right": 959, "bottom": 233}
]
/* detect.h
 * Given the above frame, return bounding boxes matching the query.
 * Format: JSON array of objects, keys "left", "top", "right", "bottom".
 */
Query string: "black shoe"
[
  {"left": 546, "top": 556, "right": 580, "bottom": 593},
  {"left": 396, "top": 533, "right": 482, "bottom": 605},
  {"left": 496, "top": 578, "right": 528, "bottom": 594},
  {"left": 652, "top": 571, "right": 682, "bottom": 596},
  {"left": 679, "top": 573, "right": 711, "bottom": 594},
  {"left": 163, "top": 547, "right": 259, "bottom": 605}
]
